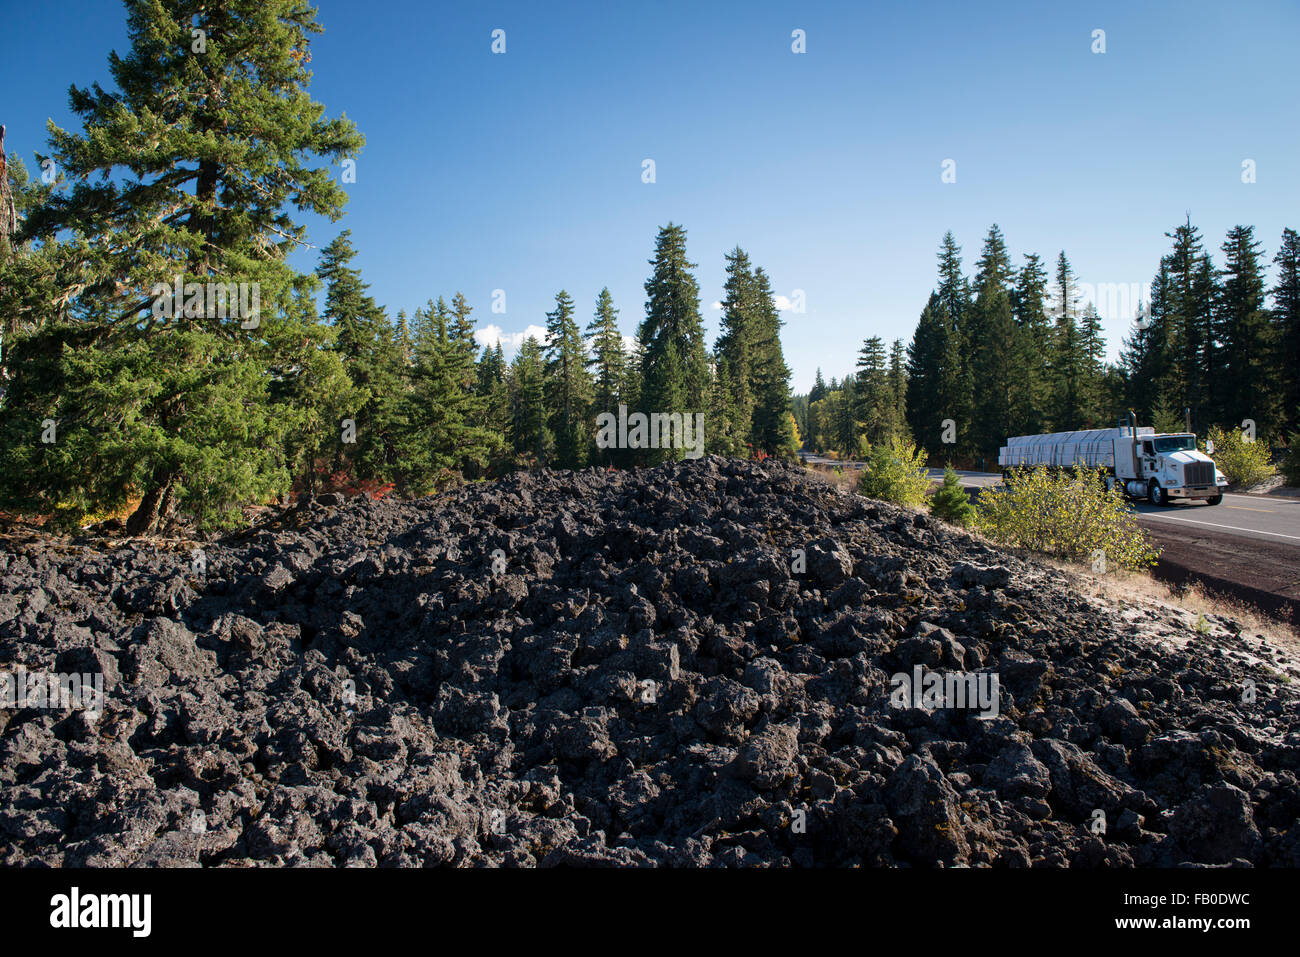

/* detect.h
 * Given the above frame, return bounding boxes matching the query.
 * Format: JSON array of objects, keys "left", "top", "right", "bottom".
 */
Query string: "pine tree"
[
  {"left": 887, "top": 339, "right": 909, "bottom": 440},
  {"left": 809, "top": 368, "right": 827, "bottom": 404},
  {"left": 642, "top": 336, "right": 685, "bottom": 461},
  {"left": 935, "top": 232, "right": 973, "bottom": 451},
  {"left": 1011, "top": 252, "right": 1051, "bottom": 433},
  {"left": 1049, "top": 251, "right": 1087, "bottom": 428},
  {"left": 396, "top": 296, "right": 498, "bottom": 492},
  {"left": 971, "top": 285, "right": 1034, "bottom": 455},
  {"left": 930, "top": 465, "right": 975, "bottom": 526},
  {"left": 705, "top": 358, "right": 737, "bottom": 456},
  {"left": 967, "top": 225, "right": 1017, "bottom": 445},
  {"left": 544, "top": 289, "right": 592, "bottom": 469},
  {"left": 1079, "top": 301, "right": 1107, "bottom": 425},
  {"left": 587, "top": 287, "right": 625, "bottom": 412},
  {"left": 1215, "top": 225, "right": 1276, "bottom": 436},
  {"left": 714, "top": 248, "right": 758, "bottom": 455},
  {"left": 1163, "top": 218, "right": 1217, "bottom": 429},
  {"left": 973, "top": 224, "right": 1013, "bottom": 297},
  {"left": 855, "top": 336, "right": 893, "bottom": 445},
  {"left": 316, "top": 231, "right": 404, "bottom": 484},
  {"left": 748, "top": 266, "right": 796, "bottom": 456},
  {"left": 394, "top": 310, "right": 412, "bottom": 366},
  {"left": 1121, "top": 261, "right": 1175, "bottom": 423},
  {"left": 476, "top": 342, "right": 511, "bottom": 451},
  {"left": 639, "top": 223, "right": 709, "bottom": 461},
  {"left": 834, "top": 377, "right": 860, "bottom": 457},
  {"left": 447, "top": 292, "right": 480, "bottom": 385},
  {"left": 620, "top": 337, "right": 643, "bottom": 421},
  {"left": 0, "top": 0, "right": 363, "bottom": 532},
  {"left": 510, "top": 335, "right": 552, "bottom": 463},
  {"left": 585, "top": 287, "right": 626, "bottom": 465},
  {"left": 906, "top": 293, "right": 948, "bottom": 454},
  {"left": 0, "top": 139, "right": 58, "bottom": 377},
  {"left": 271, "top": 285, "right": 360, "bottom": 498},
  {"left": 1272, "top": 228, "right": 1300, "bottom": 435}
]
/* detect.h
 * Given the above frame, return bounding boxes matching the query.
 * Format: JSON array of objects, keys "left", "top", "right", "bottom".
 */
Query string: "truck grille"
[{"left": 1184, "top": 462, "right": 1214, "bottom": 486}]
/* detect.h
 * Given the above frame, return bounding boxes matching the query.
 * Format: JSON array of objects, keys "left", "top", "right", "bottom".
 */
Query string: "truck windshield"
[{"left": 1153, "top": 435, "right": 1195, "bottom": 453}]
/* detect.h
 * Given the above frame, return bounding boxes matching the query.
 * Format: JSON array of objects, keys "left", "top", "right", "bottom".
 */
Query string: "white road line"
[{"left": 1137, "top": 512, "right": 1300, "bottom": 542}]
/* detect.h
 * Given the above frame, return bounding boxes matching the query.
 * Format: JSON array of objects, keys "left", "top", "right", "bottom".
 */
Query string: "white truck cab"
[{"left": 1120, "top": 431, "right": 1227, "bottom": 506}]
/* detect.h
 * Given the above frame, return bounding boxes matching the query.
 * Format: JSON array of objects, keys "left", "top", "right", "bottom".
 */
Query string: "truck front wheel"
[
  {"left": 1207, "top": 492, "right": 1223, "bottom": 506},
  {"left": 1149, "top": 480, "right": 1168, "bottom": 507}
]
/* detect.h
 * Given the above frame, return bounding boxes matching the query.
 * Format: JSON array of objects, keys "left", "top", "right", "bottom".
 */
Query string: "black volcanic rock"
[{"left": 1, "top": 456, "right": 1297, "bottom": 867}]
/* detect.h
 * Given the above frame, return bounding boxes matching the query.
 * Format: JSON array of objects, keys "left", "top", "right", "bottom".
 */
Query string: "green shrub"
[
  {"left": 930, "top": 466, "right": 975, "bottom": 526},
  {"left": 975, "top": 466, "right": 1159, "bottom": 571},
  {"left": 1203, "top": 425, "right": 1274, "bottom": 487},
  {"left": 857, "top": 435, "right": 931, "bottom": 507}
]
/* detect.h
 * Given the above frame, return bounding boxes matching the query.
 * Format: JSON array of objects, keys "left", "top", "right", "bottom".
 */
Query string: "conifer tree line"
[
  {"left": 0, "top": 1, "right": 797, "bottom": 535},
  {"left": 795, "top": 222, "right": 1300, "bottom": 462}
]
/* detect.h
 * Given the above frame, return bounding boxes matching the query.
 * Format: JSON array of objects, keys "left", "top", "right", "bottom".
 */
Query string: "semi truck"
[{"left": 997, "top": 416, "right": 1228, "bottom": 506}]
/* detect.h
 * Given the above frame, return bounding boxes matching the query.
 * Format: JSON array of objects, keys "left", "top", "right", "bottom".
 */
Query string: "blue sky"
[{"left": 4, "top": 0, "right": 1298, "bottom": 392}]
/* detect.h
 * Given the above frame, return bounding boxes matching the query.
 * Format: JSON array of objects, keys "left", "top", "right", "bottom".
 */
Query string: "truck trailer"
[{"left": 997, "top": 417, "right": 1227, "bottom": 506}]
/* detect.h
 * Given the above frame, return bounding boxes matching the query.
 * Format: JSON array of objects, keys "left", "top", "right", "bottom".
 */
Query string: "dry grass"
[
  {"left": 804, "top": 463, "right": 861, "bottom": 494},
  {"left": 1045, "top": 556, "right": 1300, "bottom": 658}
]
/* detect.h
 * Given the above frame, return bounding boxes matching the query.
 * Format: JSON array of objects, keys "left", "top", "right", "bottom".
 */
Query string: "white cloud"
[
  {"left": 773, "top": 295, "right": 794, "bottom": 311},
  {"left": 474, "top": 324, "right": 549, "bottom": 353},
  {"left": 711, "top": 301, "right": 724, "bottom": 310},
  {"left": 476, "top": 325, "right": 639, "bottom": 360}
]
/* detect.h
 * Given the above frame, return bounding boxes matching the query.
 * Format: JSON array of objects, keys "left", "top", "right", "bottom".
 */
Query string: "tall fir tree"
[
  {"left": 510, "top": 335, "right": 552, "bottom": 463},
  {"left": 973, "top": 224, "right": 1014, "bottom": 297},
  {"left": 854, "top": 336, "right": 894, "bottom": 445},
  {"left": 639, "top": 223, "right": 709, "bottom": 462},
  {"left": 809, "top": 368, "right": 828, "bottom": 404},
  {"left": 972, "top": 285, "right": 1034, "bottom": 454},
  {"left": 1049, "top": 251, "right": 1087, "bottom": 428},
  {"left": 544, "top": 289, "right": 592, "bottom": 469},
  {"left": 1011, "top": 252, "right": 1051, "bottom": 433},
  {"left": 447, "top": 292, "right": 480, "bottom": 383},
  {"left": 1163, "top": 217, "right": 1218, "bottom": 429},
  {"left": 476, "top": 342, "right": 511, "bottom": 454},
  {"left": 394, "top": 309, "right": 412, "bottom": 366},
  {"left": 905, "top": 293, "right": 948, "bottom": 455},
  {"left": 887, "top": 339, "right": 909, "bottom": 441},
  {"left": 714, "top": 248, "right": 758, "bottom": 455},
  {"left": 585, "top": 287, "right": 626, "bottom": 464},
  {"left": 748, "top": 265, "right": 797, "bottom": 456},
  {"left": 316, "top": 230, "right": 405, "bottom": 484},
  {"left": 1272, "top": 228, "right": 1300, "bottom": 434},
  {"left": 1215, "top": 225, "right": 1276, "bottom": 436},
  {"left": 0, "top": 143, "right": 58, "bottom": 377},
  {"left": 620, "top": 337, "right": 644, "bottom": 421},
  {"left": 1079, "top": 301, "right": 1107, "bottom": 424},
  {"left": 833, "top": 377, "right": 860, "bottom": 457},
  {"left": 935, "top": 232, "right": 973, "bottom": 451},
  {"left": 0, "top": 0, "right": 363, "bottom": 532},
  {"left": 395, "top": 296, "right": 498, "bottom": 492}
]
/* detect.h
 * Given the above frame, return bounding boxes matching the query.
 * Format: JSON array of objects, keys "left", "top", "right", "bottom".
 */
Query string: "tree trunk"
[{"left": 125, "top": 473, "right": 176, "bottom": 537}]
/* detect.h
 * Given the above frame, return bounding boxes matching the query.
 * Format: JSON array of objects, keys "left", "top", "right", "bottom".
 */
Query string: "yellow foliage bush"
[
  {"left": 857, "top": 435, "right": 931, "bottom": 508},
  {"left": 975, "top": 467, "right": 1159, "bottom": 571},
  {"left": 1203, "top": 425, "right": 1274, "bottom": 487}
]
